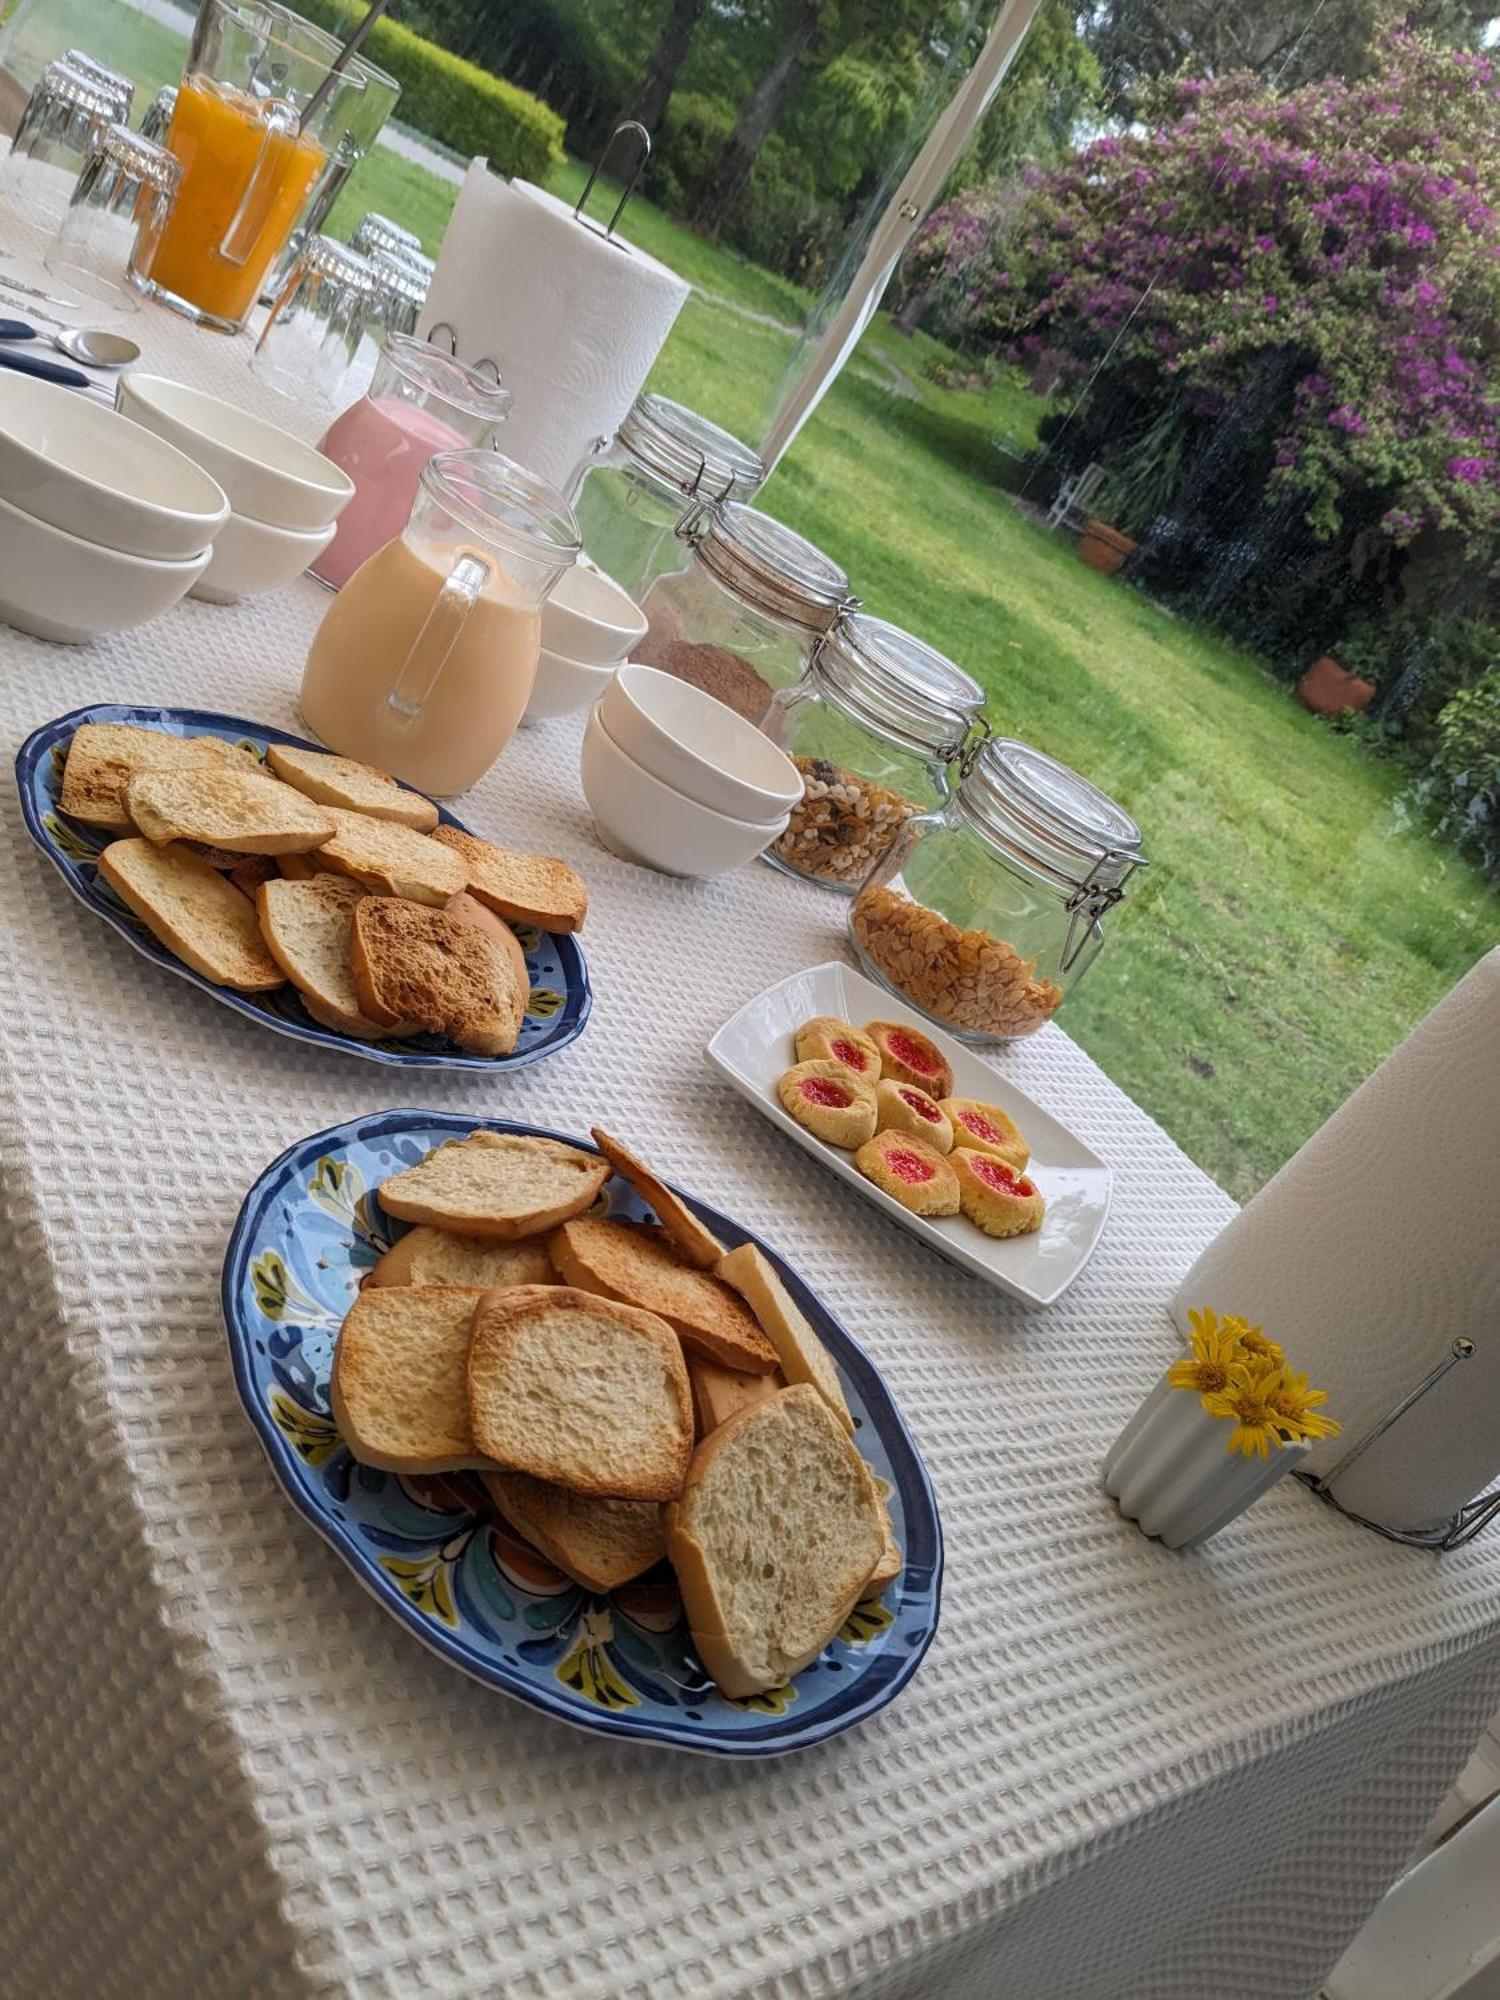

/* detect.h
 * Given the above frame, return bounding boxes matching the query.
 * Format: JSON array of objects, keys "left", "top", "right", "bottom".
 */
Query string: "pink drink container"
[{"left": 312, "top": 333, "right": 512, "bottom": 590}]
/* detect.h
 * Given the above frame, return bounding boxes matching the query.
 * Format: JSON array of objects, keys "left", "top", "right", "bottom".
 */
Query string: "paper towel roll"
[
  {"left": 420, "top": 160, "right": 690, "bottom": 490},
  {"left": 1172, "top": 947, "right": 1500, "bottom": 1533}
]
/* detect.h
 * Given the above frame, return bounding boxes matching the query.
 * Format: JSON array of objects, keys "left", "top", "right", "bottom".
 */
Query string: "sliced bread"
[
  {"left": 714, "top": 1242, "right": 853, "bottom": 1435},
  {"left": 317, "top": 807, "right": 467, "bottom": 906},
  {"left": 349, "top": 896, "right": 523, "bottom": 1055},
  {"left": 97, "top": 838, "right": 283, "bottom": 991},
  {"left": 368, "top": 1225, "right": 555, "bottom": 1290},
  {"left": 125, "top": 765, "right": 336, "bottom": 854},
  {"left": 431, "top": 823, "right": 587, "bottom": 932},
  {"left": 329, "top": 1284, "right": 491, "bottom": 1472},
  {"left": 265, "top": 742, "right": 439, "bottom": 831},
  {"left": 664, "top": 1384, "right": 885, "bottom": 1698},
  {"left": 481, "top": 1469, "right": 665, "bottom": 1593},
  {"left": 589, "top": 1129, "right": 725, "bottom": 1271},
  {"left": 466, "top": 1285, "right": 693, "bottom": 1501},
  {"left": 864, "top": 1499, "right": 903, "bottom": 1598},
  {"left": 687, "top": 1353, "right": 783, "bottom": 1439},
  {"left": 228, "top": 856, "right": 277, "bottom": 897},
  {"left": 61, "top": 722, "right": 249, "bottom": 833},
  {"left": 444, "top": 892, "right": 530, "bottom": 1013},
  {"left": 549, "top": 1216, "right": 777, "bottom": 1374},
  {"left": 256, "top": 875, "right": 414, "bottom": 1040},
  {"left": 379, "top": 1130, "right": 610, "bottom": 1240}
]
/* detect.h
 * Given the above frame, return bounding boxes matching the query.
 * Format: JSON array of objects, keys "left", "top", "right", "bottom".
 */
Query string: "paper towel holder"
[
  {"left": 1296, "top": 1337, "right": 1500, "bottom": 1549},
  {"left": 573, "top": 121, "right": 651, "bottom": 246}
]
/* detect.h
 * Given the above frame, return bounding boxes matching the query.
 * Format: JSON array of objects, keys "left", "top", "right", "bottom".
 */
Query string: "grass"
[{"left": 13, "top": 2, "right": 1498, "bottom": 1195}]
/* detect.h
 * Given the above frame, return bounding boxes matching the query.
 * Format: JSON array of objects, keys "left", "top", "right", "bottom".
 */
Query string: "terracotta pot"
[
  {"left": 1297, "top": 655, "right": 1376, "bottom": 717},
  {"left": 1078, "top": 518, "right": 1138, "bottom": 577}
]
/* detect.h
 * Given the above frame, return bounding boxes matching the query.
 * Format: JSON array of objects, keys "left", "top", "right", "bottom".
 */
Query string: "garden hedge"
[{"left": 298, "top": 1, "right": 564, "bottom": 185}]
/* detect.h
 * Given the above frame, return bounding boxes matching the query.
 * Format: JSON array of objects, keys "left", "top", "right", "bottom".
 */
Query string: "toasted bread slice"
[
  {"left": 125, "top": 766, "right": 335, "bottom": 855},
  {"left": 549, "top": 1217, "right": 777, "bottom": 1374},
  {"left": 228, "top": 855, "right": 277, "bottom": 896},
  {"left": 97, "top": 838, "right": 283, "bottom": 992},
  {"left": 864, "top": 1499, "right": 903, "bottom": 1598},
  {"left": 432, "top": 823, "right": 587, "bottom": 933},
  {"left": 60, "top": 722, "right": 249, "bottom": 833},
  {"left": 687, "top": 1354, "right": 783, "bottom": 1440},
  {"left": 265, "top": 743, "right": 439, "bottom": 832},
  {"left": 367, "top": 1226, "right": 555, "bottom": 1290},
  {"left": 348, "top": 896, "right": 523, "bottom": 1055},
  {"left": 256, "top": 875, "right": 414, "bottom": 1040},
  {"left": 467, "top": 1285, "right": 693, "bottom": 1501},
  {"left": 329, "top": 1285, "right": 491, "bottom": 1472},
  {"left": 444, "top": 892, "right": 530, "bottom": 1012},
  {"left": 665, "top": 1385, "right": 885, "bottom": 1698},
  {"left": 588, "top": 1129, "right": 725, "bottom": 1271},
  {"left": 714, "top": 1242, "right": 853, "bottom": 1436},
  {"left": 379, "top": 1130, "right": 609, "bottom": 1240},
  {"left": 277, "top": 852, "right": 325, "bottom": 881},
  {"left": 316, "top": 807, "right": 467, "bottom": 906},
  {"left": 481, "top": 1469, "right": 665, "bottom": 1592}
]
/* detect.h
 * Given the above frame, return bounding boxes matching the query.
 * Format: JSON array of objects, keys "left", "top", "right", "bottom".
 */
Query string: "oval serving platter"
[
  {"left": 16, "top": 703, "right": 591, "bottom": 1071},
  {"left": 222, "top": 1110, "right": 943, "bottom": 1756}
]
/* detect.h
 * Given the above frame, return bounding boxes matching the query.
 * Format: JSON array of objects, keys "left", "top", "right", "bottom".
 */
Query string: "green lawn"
[{"left": 13, "top": 0, "right": 1499, "bottom": 1196}]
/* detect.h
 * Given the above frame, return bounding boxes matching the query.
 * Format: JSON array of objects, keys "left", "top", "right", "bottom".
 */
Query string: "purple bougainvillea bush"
[{"left": 909, "top": 33, "right": 1500, "bottom": 556}]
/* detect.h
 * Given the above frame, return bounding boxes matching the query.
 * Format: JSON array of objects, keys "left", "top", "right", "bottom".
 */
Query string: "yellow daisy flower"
[
  {"left": 1201, "top": 1364, "right": 1286, "bottom": 1459},
  {"left": 1265, "top": 1366, "right": 1341, "bottom": 1443},
  {"left": 1169, "top": 1307, "right": 1249, "bottom": 1399},
  {"left": 1234, "top": 1322, "right": 1285, "bottom": 1366}
]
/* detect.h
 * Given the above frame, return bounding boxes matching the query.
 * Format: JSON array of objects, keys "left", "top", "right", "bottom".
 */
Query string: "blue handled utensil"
[{"left": 0, "top": 345, "right": 92, "bottom": 388}]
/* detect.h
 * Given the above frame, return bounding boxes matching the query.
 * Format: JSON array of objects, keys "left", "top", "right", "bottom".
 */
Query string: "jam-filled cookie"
[
  {"left": 864, "top": 1019, "right": 954, "bottom": 1100},
  {"left": 794, "top": 1015, "right": 882, "bottom": 1086},
  {"left": 778, "top": 1059, "right": 877, "bottom": 1148},
  {"left": 852, "top": 1130, "right": 960, "bottom": 1217},
  {"left": 953, "top": 1149, "right": 1045, "bottom": 1237},
  {"left": 874, "top": 1079, "right": 954, "bottom": 1152},
  {"left": 940, "top": 1096, "right": 1029, "bottom": 1171}
]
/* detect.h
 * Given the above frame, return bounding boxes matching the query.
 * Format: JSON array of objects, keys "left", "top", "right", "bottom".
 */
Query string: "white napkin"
[
  {"left": 1173, "top": 946, "right": 1500, "bottom": 1532},
  {"left": 421, "top": 160, "right": 690, "bottom": 491}
]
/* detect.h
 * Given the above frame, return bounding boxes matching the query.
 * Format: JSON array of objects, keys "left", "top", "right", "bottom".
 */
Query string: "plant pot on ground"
[
  {"left": 1078, "top": 519, "right": 1139, "bottom": 577},
  {"left": 1297, "top": 655, "right": 1376, "bottom": 718}
]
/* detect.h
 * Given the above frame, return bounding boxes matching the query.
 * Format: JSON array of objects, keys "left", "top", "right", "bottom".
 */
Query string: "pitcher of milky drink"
[{"left": 299, "top": 449, "right": 580, "bottom": 796}]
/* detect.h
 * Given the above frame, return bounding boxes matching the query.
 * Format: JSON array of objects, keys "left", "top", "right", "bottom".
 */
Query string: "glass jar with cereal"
[
  {"left": 763, "top": 612, "right": 985, "bottom": 892},
  {"left": 849, "top": 738, "right": 1145, "bottom": 1042}
]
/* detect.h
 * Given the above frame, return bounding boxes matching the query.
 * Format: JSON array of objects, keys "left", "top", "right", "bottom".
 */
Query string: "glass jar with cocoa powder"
[
  {"left": 637, "top": 501, "right": 850, "bottom": 725},
  {"left": 849, "top": 738, "right": 1145, "bottom": 1042},
  {"left": 568, "top": 394, "right": 765, "bottom": 601},
  {"left": 763, "top": 612, "right": 985, "bottom": 892}
]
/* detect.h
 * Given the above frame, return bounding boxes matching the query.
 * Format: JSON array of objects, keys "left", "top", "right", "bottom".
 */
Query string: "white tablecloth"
[{"left": 4, "top": 296, "right": 1500, "bottom": 2000}]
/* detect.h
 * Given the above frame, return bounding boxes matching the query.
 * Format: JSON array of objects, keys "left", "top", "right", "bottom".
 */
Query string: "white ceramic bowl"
[
  {"left": 600, "top": 661, "right": 802, "bottom": 824},
  {"left": 190, "top": 508, "right": 337, "bottom": 605},
  {"left": 580, "top": 704, "right": 789, "bottom": 877},
  {"left": 0, "top": 487, "right": 210, "bottom": 644},
  {"left": 539, "top": 560, "right": 648, "bottom": 668},
  {"left": 0, "top": 370, "right": 229, "bottom": 560},
  {"left": 523, "top": 644, "right": 617, "bottom": 724},
  {"left": 116, "top": 374, "right": 354, "bottom": 532}
]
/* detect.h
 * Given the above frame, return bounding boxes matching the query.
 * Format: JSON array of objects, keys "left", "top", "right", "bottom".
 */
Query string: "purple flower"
[{"left": 1447, "top": 457, "right": 1490, "bottom": 484}]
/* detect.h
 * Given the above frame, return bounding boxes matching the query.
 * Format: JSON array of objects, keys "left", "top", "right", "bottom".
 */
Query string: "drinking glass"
[
  {"left": 252, "top": 233, "right": 377, "bottom": 404},
  {"left": 46, "top": 125, "right": 181, "bottom": 315},
  {"left": 1, "top": 59, "right": 123, "bottom": 252}
]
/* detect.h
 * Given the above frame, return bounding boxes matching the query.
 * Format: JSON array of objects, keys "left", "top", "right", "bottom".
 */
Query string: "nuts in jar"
[
  {"left": 850, "top": 881, "right": 1065, "bottom": 1040},
  {"left": 771, "top": 757, "right": 916, "bottom": 884}
]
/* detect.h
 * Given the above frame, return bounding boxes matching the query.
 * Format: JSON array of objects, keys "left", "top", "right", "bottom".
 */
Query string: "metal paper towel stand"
[{"left": 1297, "top": 1338, "right": 1500, "bottom": 1549}]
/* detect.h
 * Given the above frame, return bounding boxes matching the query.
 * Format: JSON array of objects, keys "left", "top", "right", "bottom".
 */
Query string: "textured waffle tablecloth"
[{"left": 4, "top": 292, "right": 1500, "bottom": 2000}]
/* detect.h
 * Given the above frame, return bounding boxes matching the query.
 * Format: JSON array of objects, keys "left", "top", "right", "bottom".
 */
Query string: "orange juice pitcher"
[
  {"left": 300, "top": 451, "right": 582, "bottom": 797},
  {"left": 131, "top": 0, "right": 365, "bottom": 333}
]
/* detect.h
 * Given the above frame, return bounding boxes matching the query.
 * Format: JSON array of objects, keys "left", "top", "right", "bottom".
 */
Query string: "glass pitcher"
[
  {"left": 130, "top": 0, "right": 367, "bottom": 333},
  {"left": 299, "top": 449, "right": 581, "bottom": 797}
]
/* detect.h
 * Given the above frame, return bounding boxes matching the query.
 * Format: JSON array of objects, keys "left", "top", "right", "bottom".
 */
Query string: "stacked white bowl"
[
  {"left": 117, "top": 375, "right": 355, "bottom": 605},
  {"left": 581, "top": 662, "right": 803, "bottom": 877},
  {"left": 0, "top": 372, "right": 231, "bottom": 644},
  {"left": 524, "top": 561, "right": 650, "bottom": 723}
]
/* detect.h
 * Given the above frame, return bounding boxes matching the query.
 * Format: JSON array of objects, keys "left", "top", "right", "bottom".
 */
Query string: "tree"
[
  {"left": 631, "top": 0, "right": 709, "bottom": 134},
  {"left": 689, "top": 0, "right": 825, "bottom": 233}
]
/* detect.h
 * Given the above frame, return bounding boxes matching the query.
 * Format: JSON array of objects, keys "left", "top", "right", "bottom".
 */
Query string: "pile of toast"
[
  {"left": 332, "top": 1124, "right": 902, "bottom": 1700},
  {"left": 59, "top": 721, "right": 587, "bottom": 1055}
]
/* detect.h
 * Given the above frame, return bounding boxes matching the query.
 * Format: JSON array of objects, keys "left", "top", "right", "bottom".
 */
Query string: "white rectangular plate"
[{"left": 708, "top": 962, "right": 1112, "bottom": 1307}]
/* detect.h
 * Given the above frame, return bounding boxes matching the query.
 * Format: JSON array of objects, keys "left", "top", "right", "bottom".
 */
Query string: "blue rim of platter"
[
  {"left": 221, "top": 1109, "right": 944, "bottom": 1756},
  {"left": 15, "top": 702, "right": 592, "bottom": 1072}
]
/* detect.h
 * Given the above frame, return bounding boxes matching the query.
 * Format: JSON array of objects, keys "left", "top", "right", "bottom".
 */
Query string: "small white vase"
[{"left": 1102, "top": 1373, "right": 1309, "bottom": 1549}]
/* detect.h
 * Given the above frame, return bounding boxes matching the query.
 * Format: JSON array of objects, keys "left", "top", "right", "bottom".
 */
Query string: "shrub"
[
  {"left": 297, "top": 0, "right": 564, "bottom": 184},
  {"left": 641, "top": 94, "right": 733, "bottom": 214},
  {"left": 1409, "top": 669, "right": 1500, "bottom": 881}
]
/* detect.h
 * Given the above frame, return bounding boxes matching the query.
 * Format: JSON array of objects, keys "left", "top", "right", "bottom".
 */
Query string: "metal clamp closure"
[
  {"left": 574, "top": 121, "right": 651, "bottom": 243},
  {"left": 1060, "top": 870, "right": 1126, "bottom": 973}
]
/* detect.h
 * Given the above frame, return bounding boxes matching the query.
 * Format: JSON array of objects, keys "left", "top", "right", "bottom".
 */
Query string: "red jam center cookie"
[
  {"left": 884, "top": 1146, "right": 934, "bottom": 1184},
  {"left": 970, "top": 1154, "right": 1034, "bottom": 1198},
  {"left": 801, "top": 1076, "right": 852, "bottom": 1108},
  {"left": 959, "top": 1108, "right": 1006, "bottom": 1144},
  {"left": 886, "top": 1030, "right": 938, "bottom": 1077},
  {"left": 830, "top": 1036, "right": 872, "bottom": 1070},
  {"left": 901, "top": 1088, "right": 942, "bottom": 1123}
]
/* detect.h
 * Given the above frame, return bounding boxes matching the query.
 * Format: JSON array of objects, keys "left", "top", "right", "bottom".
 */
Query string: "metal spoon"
[{"left": 0, "top": 317, "right": 140, "bottom": 368}]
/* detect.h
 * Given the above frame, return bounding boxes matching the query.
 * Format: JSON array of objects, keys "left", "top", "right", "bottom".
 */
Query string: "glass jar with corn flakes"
[{"left": 849, "top": 737, "right": 1145, "bottom": 1042}]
